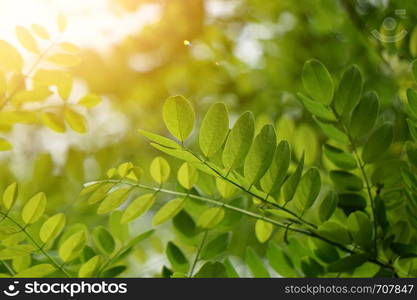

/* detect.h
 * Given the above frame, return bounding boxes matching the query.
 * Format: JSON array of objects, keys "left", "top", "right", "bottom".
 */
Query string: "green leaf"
[
  {"left": 350, "top": 91, "right": 379, "bottom": 138},
  {"left": 334, "top": 65, "right": 362, "bottom": 118},
  {"left": 330, "top": 170, "right": 363, "bottom": 191},
  {"left": 39, "top": 213, "right": 66, "bottom": 243},
  {"left": 197, "top": 207, "right": 225, "bottom": 229},
  {"left": 282, "top": 154, "right": 304, "bottom": 203},
  {"left": 267, "top": 242, "right": 299, "bottom": 277},
  {"left": 315, "top": 118, "right": 349, "bottom": 144},
  {"left": 166, "top": 241, "right": 189, "bottom": 273},
  {"left": 327, "top": 253, "right": 368, "bottom": 273},
  {"left": 338, "top": 193, "right": 367, "bottom": 213},
  {"left": 59, "top": 231, "right": 86, "bottom": 262},
  {"left": 323, "top": 144, "right": 356, "bottom": 170},
  {"left": 2, "top": 182, "right": 18, "bottom": 210},
  {"left": 309, "top": 238, "right": 339, "bottom": 263},
  {"left": 298, "top": 93, "right": 336, "bottom": 122},
  {"left": 22, "top": 192, "right": 47, "bottom": 224},
  {"left": 224, "top": 258, "right": 240, "bottom": 278},
  {"left": 362, "top": 124, "right": 393, "bottom": 163},
  {"left": 255, "top": 220, "right": 273, "bottom": 243},
  {"left": 317, "top": 221, "right": 351, "bottom": 245},
  {"left": 153, "top": 198, "right": 185, "bottom": 226},
  {"left": 12, "top": 255, "right": 31, "bottom": 273},
  {"left": 300, "top": 257, "right": 324, "bottom": 277},
  {"left": 79, "top": 255, "right": 102, "bottom": 278},
  {"left": 78, "top": 93, "right": 101, "bottom": 108},
  {"left": 97, "top": 187, "right": 131, "bottom": 215},
  {"left": 199, "top": 102, "right": 229, "bottom": 158},
  {"left": 318, "top": 191, "right": 338, "bottom": 223},
  {"left": 391, "top": 243, "right": 417, "bottom": 258},
  {"left": 162, "top": 95, "right": 195, "bottom": 142},
  {"left": 87, "top": 183, "right": 114, "bottom": 205},
  {"left": 215, "top": 178, "right": 238, "bottom": 199},
  {"left": 296, "top": 167, "right": 321, "bottom": 210},
  {"left": 150, "top": 157, "right": 170, "bottom": 184},
  {"left": 243, "top": 124, "right": 276, "bottom": 186},
  {"left": 177, "top": 162, "right": 199, "bottom": 189},
  {"left": 0, "top": 40, "right": 23, "bottom": 72},
  {"left": 194, "top": 262, "right": 227, "bottom": 278},
  {"left": 138, "top": 129, "right": 180, "bottom": 149},
  {"left": 259, "top": 141, "right": 289, "bottom": 196},
  {"left": 64, "top": 108, "right": 87, "bottom": 133},
  {"left": 245, "top": 247, "right": 270, "bottom": 278},
  {"left": 16, "top": 26, "right": 39, "bottom": 53},
  {"left": 223, "top": 112, "right": 255, "bottom": 171},
  {"left": 302, "top": 59, "right": 334, "bottom": 105},
  {"left": 14, "top": 264, "right": 55, "bottom": 278},
  {"left": 173, "top": 211, "right": 196, "bottom": 237},
  {"left": 0, "top": 245, "right": 35, "bottom": 259},
  {"left": 347, "top": 211, "right": 373, "bottom": 251},
  {"left": 121, "top": 193, "right": 156, "bottom": 224},
  {"left": 92, "top": 226, "right": 115, "bottom": 255},
  {"left": 200, "top": 233, "right": 229, "bottom": 260}
]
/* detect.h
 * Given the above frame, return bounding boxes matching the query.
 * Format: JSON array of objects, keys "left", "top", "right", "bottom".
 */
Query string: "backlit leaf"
[
  {"left": 97, "top": 187, "right": 131, "bottom": 215},
  {"left": 197, "top": 207, "right": 225, "bottom": 229},
  {"left": 59, "top": 231, "right": 86, "bottom": 262},
  {"left": 153, "top": 198, "right": 185, "bottom": 226},
  {"left": 223, "top": 112, "right": 255, "bottom": 171},
  {"left": 162, "top": 95, "right": 195, "bottom": 142},
  {"left": 199, "top": 102, "right": 229, "bottom": 158},
  {"left": 177, "top": 162, "right": 198, "bottom": 189},
  {"left": 64, "top": 108, "right": 87, "bottom": 133},
  {"left": 150, "top": 157, "right": 170, "bottom": 184},
  {"left": 22, "top": 192, "right": 47, "bottom": 224},
  {"left": 243, "top": 124, "right": 276, "bottom": 186},
  {"left": 121, "top": 193, "right": 156, "bottom": 224},
  {"left": 2, "top": 182, "right": 18, "bottom": 210},
  {"left": 39, "top": 213, "right": 66, "bottom": 243},
  {"left": 255, "top": 220, "right": 273, "bottom": 243}
]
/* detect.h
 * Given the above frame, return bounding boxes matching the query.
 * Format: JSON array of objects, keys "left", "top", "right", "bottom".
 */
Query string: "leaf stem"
[
  {"left": 189, "top": 230, "right": 208, "bottom": 277},
  {"left": 0, "top": 211, "right": 71, "bottom": 277},
  {"left": 94, "top": 179, "right": 397, "bottom": 275},
  {"left": 184, "top": 148, "right": 318, "bottom": 229}
]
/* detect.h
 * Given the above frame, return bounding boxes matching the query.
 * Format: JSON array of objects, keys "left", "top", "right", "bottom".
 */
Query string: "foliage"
[{"left": 1, "top": 1, "right": 417, "bottom": 278}]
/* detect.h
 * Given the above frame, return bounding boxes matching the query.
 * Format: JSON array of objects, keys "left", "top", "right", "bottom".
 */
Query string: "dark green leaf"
[{"left": 362, "top": 124, "right": 393, "bottom": 163}]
